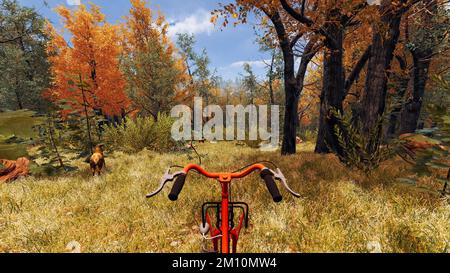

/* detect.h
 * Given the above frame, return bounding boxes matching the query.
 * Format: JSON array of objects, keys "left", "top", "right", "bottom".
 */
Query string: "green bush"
[
  {"left": 331, "top": 109, "right": 394, "bottom": 174},
  {"left": 103, "top": 114, "right": 182, "bottom": 153},
  {"left": 299, "top": 129, "right": 318, "bottom": 142}
]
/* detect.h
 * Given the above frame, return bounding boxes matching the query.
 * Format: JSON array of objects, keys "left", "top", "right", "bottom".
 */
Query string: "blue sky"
[{"left": 17, "top": 0, "right": 271, "bottom": 81}]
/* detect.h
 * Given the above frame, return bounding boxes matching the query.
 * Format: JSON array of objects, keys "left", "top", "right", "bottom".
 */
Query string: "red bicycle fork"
[{"left": 205, "top": 180, "right": 245, "bottom": 254}]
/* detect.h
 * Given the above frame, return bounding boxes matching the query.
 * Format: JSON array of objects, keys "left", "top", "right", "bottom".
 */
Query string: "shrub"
[
  {"left": 397, "top": 75, "right": 450, "bottom": 195},
  {"left": 103, "top": 114, "right": 182, "bottom": 153},
  {"left": 299, "top": 129, "right": 318, "bottom": 142},
  {"left": 331, "top": 109, "right": 395, "bottom": 174}
]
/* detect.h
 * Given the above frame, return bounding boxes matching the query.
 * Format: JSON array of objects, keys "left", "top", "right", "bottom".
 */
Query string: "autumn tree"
[
  {"left": 356, "top": 0, "right": 426, "bottom": 153},
  {"left": 46, "top": 3, "right": 130, "bottom": 150},
  {"left": 47, "top": 4, "right": 129, "bottom": 116},
  {"left": 278, "top": 0, "right": 373, "bottom": 156},
  {"left": 213, "top": 0, "right": 322, "bottom": 155},
  {"left": 122, "top": 0, "right": 188, "bottom": 120}
]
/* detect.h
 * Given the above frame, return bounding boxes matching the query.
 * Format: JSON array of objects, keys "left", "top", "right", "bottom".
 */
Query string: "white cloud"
[
  {"left": 229, "top": 60, "right": 270, "bottom": 69},
  {"left": 66, "top": 0, "right": 81, "bottom": 5},
  {"left": 168, "top": 10, "right": 215, "bottom": 38}
]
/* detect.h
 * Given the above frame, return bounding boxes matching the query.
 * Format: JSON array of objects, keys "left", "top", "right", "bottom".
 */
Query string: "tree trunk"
[
  {"left": 264, "top": 10, "right": 299, "bottom": 155},
  {"left": 79, "top": 75, "right": 94, "bottom": 153},
  {"left": 263, "top": 9, "right": 317, "bottom": 155},
  {"left": 268, "top": 51, "right": 276, "bottom": 105},
  {"left": 399, "top": 0, "right": 436, "bottom": 134},
  {"left": 14, "top": 78, "right": 23, "bottom": 110},
  {"left": 47, "top": 115, "right": 65, "bottom": 170},
  {"left": 0, "top": 158, "right": 30, "bottom": 183},
  {"left": 399, "top": 50, "right": 433, "bottom": 133},
  {"left": 359, "top": 2, "right": 402, "bottom": 151},
  {"left": 280, "top": 42, "right": 298, "bottom": 155},
  {"left": 386, "top": 69, "right": 411, "bottom": 138},
  {"left": 315, "top": 11, "right": 345, "bottom": 154},
  {"left": 281, "top": 81, "right": 299, "bottom": 155},
  {"left": 14, "top": 89, "right": 23, "bottom": 110}
]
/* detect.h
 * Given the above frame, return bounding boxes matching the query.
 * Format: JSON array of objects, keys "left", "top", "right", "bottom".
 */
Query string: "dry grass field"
[{"left": 0, "top": 142, "right": 448, "bottom": 253}]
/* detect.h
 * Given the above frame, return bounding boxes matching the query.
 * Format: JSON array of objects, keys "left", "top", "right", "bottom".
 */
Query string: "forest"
[{"left": 0, "top": 0, "right": 449, "bottom": 253}]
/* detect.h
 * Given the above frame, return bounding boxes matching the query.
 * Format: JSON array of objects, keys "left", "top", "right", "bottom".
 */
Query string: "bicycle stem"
[{"left": 220, "top": 182, "right": 229, "bottom": 253}]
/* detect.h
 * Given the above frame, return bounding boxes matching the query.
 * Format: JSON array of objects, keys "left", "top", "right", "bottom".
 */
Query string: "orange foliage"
[{"left": 45, "top": 3, "right": 130, "bottom": 117}]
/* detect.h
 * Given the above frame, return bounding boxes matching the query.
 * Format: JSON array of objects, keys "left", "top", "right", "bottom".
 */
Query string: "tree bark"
[
  {"left": 282, "top": 81, "right": 299, "bottom": 154},
  {"left": 14, "top": 89, "right": 23, "bottom": 110},
  {"left": 359, "top": 2, "right": 403, "bottom": 151},
  {"left": 263, "top": 10, "right": 298, "bottom": 155},
  {"left": 386, "top": 56, "right": 411, "bottom": 138},
  {"left": 315, "top": 9, "right": 345, "bottom": 155},
  {"left": 399, "top": 0, "right": 436, "bottom": 134},
  {"left": 344, "top": 45, "right": 372, "bottom": 95},
  {"left": 399, "top": 49, "right": 433, "bottom": 133}
]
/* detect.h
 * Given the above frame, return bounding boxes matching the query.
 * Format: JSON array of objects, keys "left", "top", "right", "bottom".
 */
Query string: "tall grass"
[{"left": 0, "top": 142, "right": 448, "bottom": 253}]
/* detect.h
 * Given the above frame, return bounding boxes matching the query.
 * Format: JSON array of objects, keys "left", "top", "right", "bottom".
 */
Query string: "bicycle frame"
[{"left": 182, "top": 163, "right": 266, "bottom": 253}]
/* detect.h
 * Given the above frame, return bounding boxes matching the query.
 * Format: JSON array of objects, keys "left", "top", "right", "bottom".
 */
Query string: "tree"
[
  {"left": 176, "top": 33, "right": 196, "bottom": 86},
  {"left": 176, "top": 33, "right": 218, "bottom": 105},
  {"left": 257, "top": 38, "right": 284, "bottom": 105},
  {"left": 122, "top": 0, "right": 187, "bottom": 120},
  {"left": 46, "top": 3, "right": 129, "bottom": 116},
  {"left": 241, "top": 63, "right": 260, "bottom": 104},
  {"left": 399, "top": 0, "right": 449, "bottom": 133},
  {"left": 279, "top": 0, "right": 371, "bottom": 155},
  {"left": 0, "top": 0, "right": 51, "bottom": 112},
  {"left": 194, "top": 49, "right": 218, "bottom": 105},
  {"left": 45, "top": 3, "right": 130, "bottom": 150},
  {"left": 358, "top": 0, "right": 421, "bottom": 153},
  {"left": 213, "top": 0, "right": 321, "bottom": 155}
]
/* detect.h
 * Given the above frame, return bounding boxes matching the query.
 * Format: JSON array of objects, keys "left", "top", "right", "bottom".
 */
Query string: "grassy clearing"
[{"left": 0, "top": 142, "right": 448, "bottom": 253}]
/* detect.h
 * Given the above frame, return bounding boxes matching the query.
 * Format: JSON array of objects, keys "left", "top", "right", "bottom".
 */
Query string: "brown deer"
[{"left": 90, "top": 144, "right": 105, "bottom": 176}]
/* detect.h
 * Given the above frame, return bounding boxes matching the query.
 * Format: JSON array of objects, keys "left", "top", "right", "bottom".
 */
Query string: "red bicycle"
[{"left": 146, "top": 162, "right": 300, "bottom": 253}]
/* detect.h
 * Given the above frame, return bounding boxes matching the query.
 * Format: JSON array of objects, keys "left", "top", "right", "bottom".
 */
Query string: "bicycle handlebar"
[
  {"left": 260, "top": 169, "right": 282, "bottom": 202},
  {"left": 168, "top": 173, "right": 187, "bottom": 201},
  {"left": 146, "top": 164, "right": 301, "bottom": 201}
]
